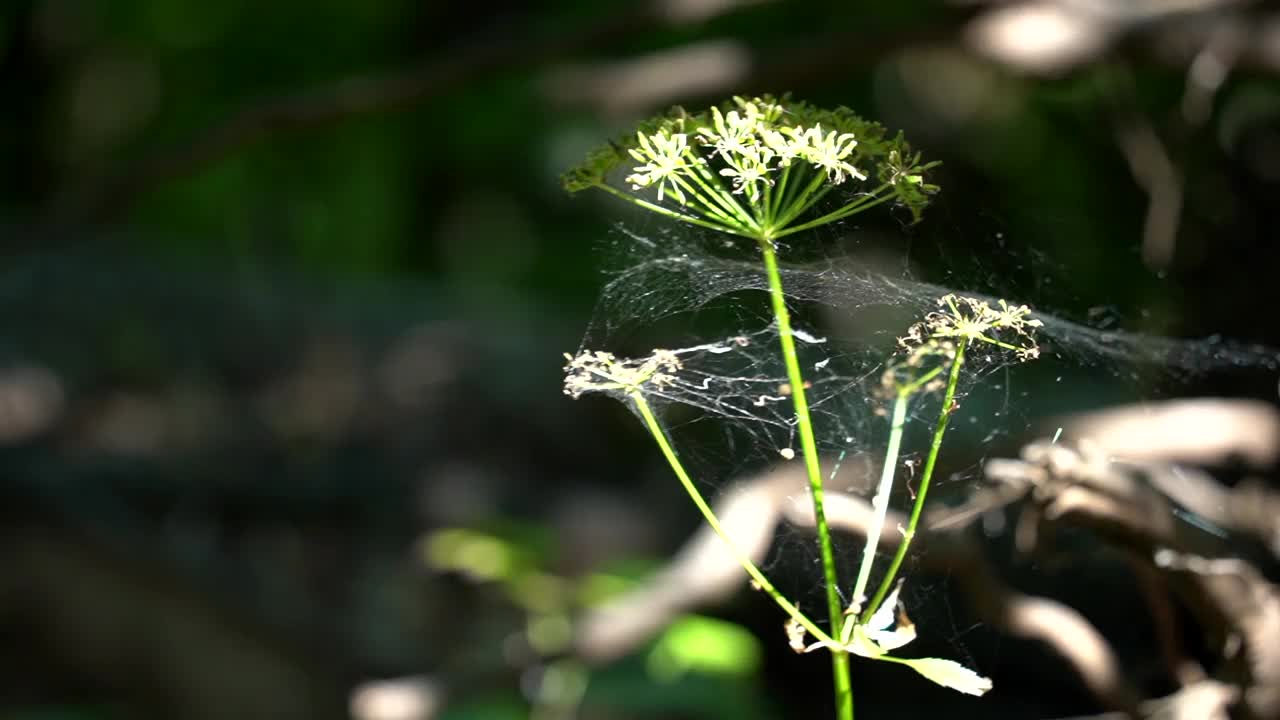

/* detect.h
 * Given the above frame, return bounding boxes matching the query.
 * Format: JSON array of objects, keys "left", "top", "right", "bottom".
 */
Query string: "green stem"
[
  {"left": 843, "top": 361, "right": 945, "bottom": 637},
  {"left": 777, "top": 185, "right": 835, "bottom": 233},
  {"left": 771, "top": 170, "right": 829, "bottom": 230},
  {"left": 847, "top": 390, "right": 909, "bottom": 624},
  {"left": 757, "top": 173, "right": 775, "bottom": 228},
  {"left": 861, "top": 337, "right": 969, "bottom": 624},
  {"left": 769, "top": 162, "right": 795, "bottom": 226},
  {"left": 668, "top": 174, "right": 742, "bottom": 226},
  {"left": 773, "top": 184, "right": 895, "bottom": 240},
  {"left": 758, "top": 239, "right": 853, "bottom": 720},
  {"left": 595, "top": 183, "right": 754, "bottom": 238},
  {"left": 676, "top": 171, "right": 758, "bottom": 231},
  {"left": 775, "top": 163, "right": 809, "bottom": 224},
  {"left": 691, "top": 161, "right": 757, "bottom": 225},
  {"left": 629, "top": 390, "right": 835, "bottom": 646}
]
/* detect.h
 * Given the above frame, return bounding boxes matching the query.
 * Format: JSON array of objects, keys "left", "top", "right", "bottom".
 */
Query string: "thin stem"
[
  {"left": 861, "top": 337, "right": 969, "bottom": 625},
  {"left": 675, "top": 169, "right": 752, "bottom": 229},
  {"left": 901, "top": 365, "right": 945, "bottom": 395},
  {"left": 774, "top": 163, "right": 807, "bottom": 224},
  {"left": 629, "top": 390, "right": 835, "bottom": 647},
  {"left": 758, "top": 175, "right": 775, "bottom": 228},
  {"left": 771, "top": 170, "right": 828, "bottom": 229},
  {"left": 847, "top": 390, "right": 909, "bottom": 621},
  {"left": 758, "top": 239, "right": 853, "bottom": 720},
  {"left": 689, "top": 156, "right": 760, "bottom": 229},
  {"left": 769, "top": 162, "right": 795, "bottom": 226},
  {"left": 773, "top": 184, "right": 895, "bottom": 240},
  {"left": 777, "top": 184, "right": 835, "bottom": 232},
  {"left": 668, "top": 174, "right": 742, "bottom": 226},
  {"left": 831, "top": 652, "right": 853, "bottom": 720},
  {"left": 972, "top": 334, "right": 1028, "bottom": 354},
  {"left": 595, "top": 183, "right": 755, "bottom": 238},
  {"left": 669, "top": 171, "right": 761, "bottom": 231}
]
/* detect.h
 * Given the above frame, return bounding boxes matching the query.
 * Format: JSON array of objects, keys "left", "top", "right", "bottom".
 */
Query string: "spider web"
[{"left": 569, "top": 216, "right": 1280, "bottom": 670}]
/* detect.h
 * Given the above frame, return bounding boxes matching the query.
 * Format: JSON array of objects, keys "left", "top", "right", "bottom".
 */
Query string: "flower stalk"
[
  {"left": 862, "top": 336, "right": 968, "bottom": 624},
  {"left": 856, "top": 295, "right": 1042, "bottom": 625},
  {"left": 759, "top": 239, "right": 853, "bottom": 720},
  {"left": 562, "top": 348, "right": 836, "bottom": 647}
]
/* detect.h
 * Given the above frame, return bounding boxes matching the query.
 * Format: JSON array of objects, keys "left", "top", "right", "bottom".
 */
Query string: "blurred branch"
[
  {"left": 1058, "top": 398, "right": 1280, "bottom": 470},
  {"left": 965, "top": 1, "right": 1278, "bottom": 270},
  {"left": 1179, "top": 17, "right": 1249, "bottom": 126},
  {"left": 576, "top": 454, "right": 1145, "bottom": 712},
  {"left": 914, "top": 516, "right": 1144, "bottom": 714},
  {"left": 986, "top": 435, "right": 1280, "bottom": 720},
  {"left": 965, "top": 0, "right": 1271, "bottom": 76},
  {"left": 578, "top": 399, "right": 1280, "bottom": 718},
  {"left": 1104, "top": 12, "right": 1251, "bottom": 271},
  {"left": 1114, "top": 116, "right": 1185, "bottom": 272},
  {"left": 575, "top": 458, "right": 866, "bottom": 663},
  {"left": 544, "top": 22, "right": 961, "bottom": 117}
]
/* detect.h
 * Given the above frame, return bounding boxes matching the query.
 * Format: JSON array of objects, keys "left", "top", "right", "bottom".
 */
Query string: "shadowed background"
[{"left": 2, "top": 1, "right": 1279, "bottom": 718}]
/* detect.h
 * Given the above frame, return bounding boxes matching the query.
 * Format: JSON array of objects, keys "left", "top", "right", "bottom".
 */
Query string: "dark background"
[{"left": 2, "top": 1, "right": 1278, "bottom": 719}]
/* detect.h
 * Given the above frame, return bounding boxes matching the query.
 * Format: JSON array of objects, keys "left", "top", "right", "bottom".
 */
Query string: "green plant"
[
  {"left": 562, "top": 95, "right": 1034, "bottom": 718},
  {"left": 854, "top": 295, "right": 1041, "bottom": 626}
]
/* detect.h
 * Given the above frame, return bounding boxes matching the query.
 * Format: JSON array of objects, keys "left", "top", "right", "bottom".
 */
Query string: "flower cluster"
[
  {"left": 882, "top": 294, "right": 1041, "bottom": 396},
  {"left": 900, "top": 294, "right": 1043, "bottom": 361},
  {"left": 562, "top": 349, "right": 681, "bottom": 399},
  {"left": 563, "top": 95, "right": 940, "bottom": 234},
  {"left": 627, "top": 96, "right": 868, "bottom": 201},
  {"left": 622, "top": 97, "right": 871, "bottom": 205},
  {"left": 624, "top": 131, "right": 700, "bottom": 203}
]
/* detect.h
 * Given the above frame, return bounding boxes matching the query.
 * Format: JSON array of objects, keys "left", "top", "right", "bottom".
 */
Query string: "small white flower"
[
  {"left": 799, "top": 125, "right": 866, "bottom": 185},
  {"left": 697, "top": 105, "right": 760, "bottom": 158},
  {"left": 562, "top": 348, "right": 683, "bottom": 398},
  {"left": 626, "top": 131, "right": 701, "bottom": 202},
  {"left": 761, "top": 128, "right": 805, "bottom": 167},
  {"left": 906, "top": 294, "right": 1041, "bottom": 361},
  {"left": 718, "top": 147, "right": 774, "bottom": 202}
]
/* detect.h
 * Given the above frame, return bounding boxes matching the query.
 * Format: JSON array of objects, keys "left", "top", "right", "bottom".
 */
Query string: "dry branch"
[{"left": 576, "top": 399, "right": 1280, "bottom": 719}]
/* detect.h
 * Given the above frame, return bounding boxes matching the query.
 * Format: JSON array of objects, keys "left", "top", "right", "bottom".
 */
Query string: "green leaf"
[{"left": 646, "top": 614, "right": 763, "bottom": 681}]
